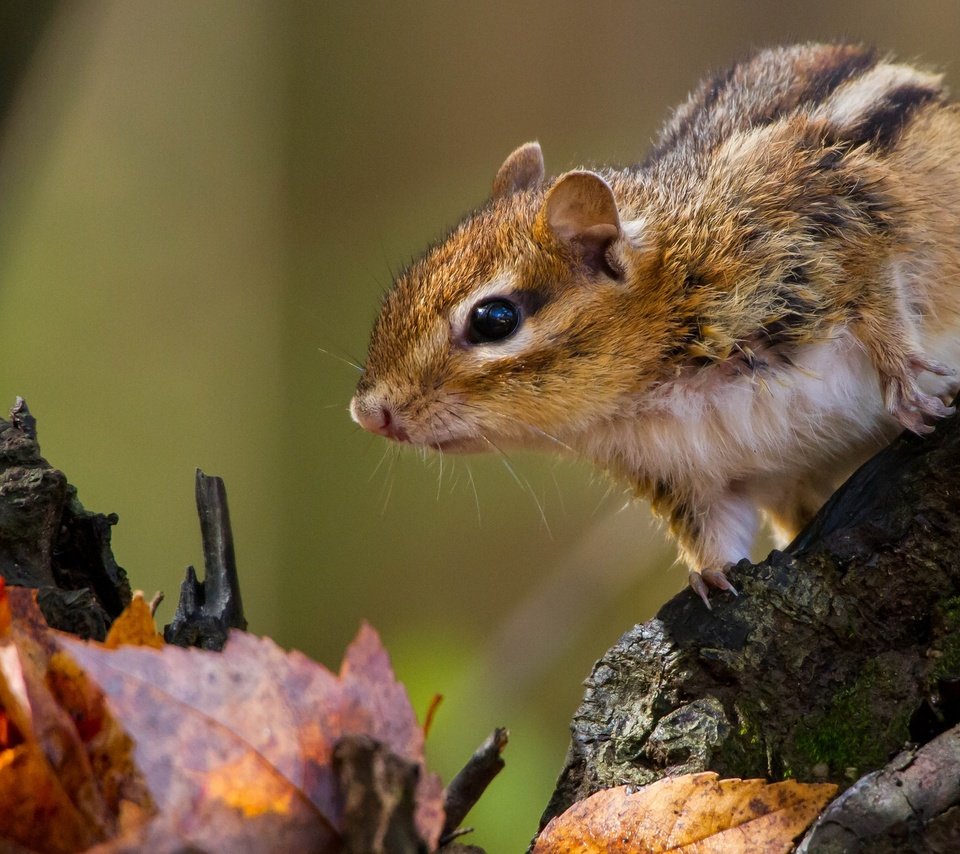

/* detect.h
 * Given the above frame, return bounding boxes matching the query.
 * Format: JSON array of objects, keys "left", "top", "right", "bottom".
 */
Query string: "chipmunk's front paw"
[
  {"left": 909, "top": 354, "right": 957, "bottom": 378},
  {"left": 688, "top": 567, "right": 739, "bottom": 610},
  {"left": 884, "top": 358, "right": 956, "bottom": 435}
]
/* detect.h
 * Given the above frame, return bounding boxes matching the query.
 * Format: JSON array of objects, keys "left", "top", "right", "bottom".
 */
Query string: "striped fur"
[{"left": 351, "top": 43, "right": 960, "bottom": 593}]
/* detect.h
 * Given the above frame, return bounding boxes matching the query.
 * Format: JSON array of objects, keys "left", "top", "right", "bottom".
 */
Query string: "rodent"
[{"left": 349, "top": 43, "right": 960, "bottom": 607}]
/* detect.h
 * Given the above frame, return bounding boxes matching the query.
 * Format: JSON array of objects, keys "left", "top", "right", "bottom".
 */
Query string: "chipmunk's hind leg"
[
  {"left": 762, "top": 475, "right": 835, "bottom": 548},
  {"left": 665, "top": 488, "right": 755, "bottom": 609}
]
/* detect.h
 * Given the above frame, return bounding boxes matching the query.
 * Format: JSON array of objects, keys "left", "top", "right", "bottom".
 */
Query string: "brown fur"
[{"left": 351, "top": 43, "right": 960, "bottom": 598}]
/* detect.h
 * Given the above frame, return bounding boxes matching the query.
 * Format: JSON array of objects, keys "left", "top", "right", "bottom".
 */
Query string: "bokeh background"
[{"left": 2, "top": 2, "right": 960, "bottom": 848}]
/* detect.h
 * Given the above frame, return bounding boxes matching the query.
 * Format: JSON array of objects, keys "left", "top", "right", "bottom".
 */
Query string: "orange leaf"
[
  {"left": 0, "top": 576, "right": 10, "bottom": 635},
  {"left": 103, "top": 592, "right": 163, "bottom": 649},
  {"left": 423, "top": 692, "right": 443, "bottom": 738},
  {"left": 0, "top": 586, "right": 443, "bottom": 852},
  {"left": 0, "top": 742, "right": 102, "bottom": 853},
  {"left": 0, "top": 587, "right": 154, "bottom": 851},
  {"left": 46, "top": 650, "right": 151, "bottom": 814},
  {"left": 534, "top": 772, "right": 838, "bottom": 854},
  {"left": 59, "top": 621, "right": 445, "bottom": 851}
]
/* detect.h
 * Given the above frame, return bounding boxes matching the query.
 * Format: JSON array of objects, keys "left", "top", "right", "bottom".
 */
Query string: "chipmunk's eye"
[{"left": 467, "top": 299, "right": 521, "bottom": 344}]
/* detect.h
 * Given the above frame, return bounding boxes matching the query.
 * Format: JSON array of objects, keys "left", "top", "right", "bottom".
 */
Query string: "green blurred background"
[{"left": 2, "top": 2, "right": 959, "bottom": 848}]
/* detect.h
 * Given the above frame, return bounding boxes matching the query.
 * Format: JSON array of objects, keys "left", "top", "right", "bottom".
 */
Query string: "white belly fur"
[{"left": 581, "top": 325, "right": 959, "bottom": 566}]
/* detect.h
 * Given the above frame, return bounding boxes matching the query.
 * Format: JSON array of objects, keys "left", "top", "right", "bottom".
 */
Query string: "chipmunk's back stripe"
[
  {"left": 818, "top": 64, "right": 944, "bottom": 151},
  {"left": 802, "top": 45, "right": 878, "bottom": 105},
  {"left": 758, "top": 274, "right": 821, "bottom": 347},
  {"left": 843, "top": 83, "right": 942, "bottom": 150},
  {"left": 644, "top": 76, "right": 729, "bottom": 164},
  {"left": 644, "top": 44, "right": 878, "bottom": 166}
]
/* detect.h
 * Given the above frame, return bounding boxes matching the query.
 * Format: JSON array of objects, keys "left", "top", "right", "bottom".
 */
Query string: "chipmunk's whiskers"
[
  {"left": 317, "top": 346, "right": 363, "bottom": 374},
  {"left": 480, "top": 434, "right": 551, "bottom": 535}
]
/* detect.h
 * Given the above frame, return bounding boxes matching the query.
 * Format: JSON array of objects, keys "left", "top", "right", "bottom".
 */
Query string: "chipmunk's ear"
[
  {"left": 492, "top": 142, "right": 545, "bottom": 197},
  {"left": 541, "top": 171, "right": 621, "bottom": 276}
]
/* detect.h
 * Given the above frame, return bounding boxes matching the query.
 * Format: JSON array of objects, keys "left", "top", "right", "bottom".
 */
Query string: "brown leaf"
[
  {"left": 534, "top": 772, "right": 838, "bottom": 853},
  {"left": 0, "top": 585, "right": 154, "bottom": 853},
  {"left": 103, "top": 593, "right": 163, "bottom": 650},
  {"left": 46, "top": 650, "right": 152, "bottom": 815},
  {"left": 0, "top": 583, "right": 443, "bottom": 853},
  {"left": 59, "top": 621, "right": 444, "bottom": 851},
  {"left": 0, "top": 577, "right": 10, "bottom": 635},
  {"left": 6, "top": 583, "right": 58, "bottom": 654},
  {"left": 0, "top": 742, "right": 101, "bottom": 853}
]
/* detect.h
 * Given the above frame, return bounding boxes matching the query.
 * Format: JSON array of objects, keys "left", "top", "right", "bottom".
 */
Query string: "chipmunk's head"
[{"left": 350, "top": 142, "right": 667, "bottom": 454}]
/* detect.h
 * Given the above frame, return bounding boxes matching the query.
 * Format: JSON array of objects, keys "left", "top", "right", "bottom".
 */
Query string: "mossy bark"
[{"left": 542, "top": 406, "right": 960, "bottom": 844}]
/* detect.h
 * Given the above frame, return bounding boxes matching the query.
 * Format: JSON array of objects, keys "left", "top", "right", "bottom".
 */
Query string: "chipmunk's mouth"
[{"left": 350, "top": 390, "right": 496, "bottom": 453}]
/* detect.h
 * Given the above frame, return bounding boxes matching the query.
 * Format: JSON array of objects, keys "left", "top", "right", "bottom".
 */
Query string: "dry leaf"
[
  {"left": 534, "top": 771, "right": 838, "bottom": 853},
  {"left": 0, "top": 582, "right": 444, "bottom": 853},
  {"left": 103, "top": 593, "right": 163, "bottom": 649},
  {"left": 0, "top": 584, "right": 154, "bottom": 852},
  {"left": 0, "top": 577, "right": 10, "bottom": 635},
  {"left": 0, "top": 740, "right": 102, "bottom": 853},
  {"left": 59, "top": 621, "right": 444, "bottom": 851}
]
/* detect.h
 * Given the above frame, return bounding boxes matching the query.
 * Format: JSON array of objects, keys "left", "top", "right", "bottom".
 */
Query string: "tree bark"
[{"left": 540, "top": 403, "right": 960, "bottom": 848}]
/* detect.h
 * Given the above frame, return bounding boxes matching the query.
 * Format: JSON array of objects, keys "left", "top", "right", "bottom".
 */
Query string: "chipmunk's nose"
[{"left": 349, "top": 394, "right": 410, "bottom": 442}]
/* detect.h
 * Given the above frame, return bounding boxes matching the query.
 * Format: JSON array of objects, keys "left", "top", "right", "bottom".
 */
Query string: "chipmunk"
[{"left": 349, "top": 43, "right": 960, "bottom": 607}]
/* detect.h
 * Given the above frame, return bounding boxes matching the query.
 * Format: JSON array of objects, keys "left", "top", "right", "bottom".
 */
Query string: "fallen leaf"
[
  {"left": 59, "top": 621, "right": 444, "bottom": 851},
  {"left": 0, "top": 583, "right": 445, "bottom": 853},
  {"left": 103, "top": 593, "right": 163, "bottom": 649},
  {"left": 0, "top": 586, "right": 154, "bottom": 852},
  {"left": 46, "top": 650, "right": 151, "bottom": 814},
  {"left": 0, "top": 741, "right": 102, "bottom": 853},
  {"left": 0, "top": 577, "right": 9, "bottom": 634},
  {"left": 534, "top": 772, "right": 838, "bottom": 854}
]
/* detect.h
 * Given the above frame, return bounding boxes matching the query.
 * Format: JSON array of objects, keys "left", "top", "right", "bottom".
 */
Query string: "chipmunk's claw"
[
  {"left": 689, "top": 568, "right": 738, "bottom": 610},
  {"left": 910, "top": 355, "right": 957, "bottom": 378},
  {"left": 885, "top": 366, "right": 956, "bottom": 435},
  {"left": 689, "top": 571, "right": 711, "bottom": 609},
  {"left": 703, "top": 567, "right": 739, "bottom": 596}
]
